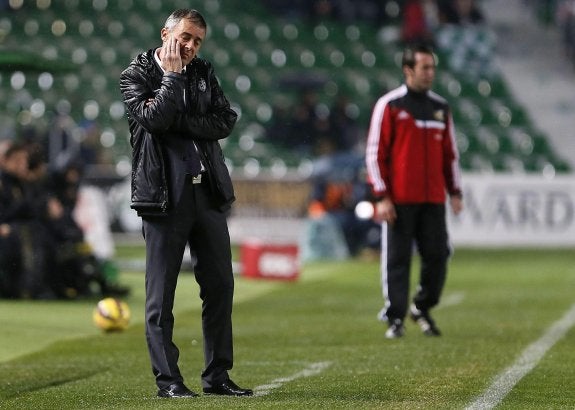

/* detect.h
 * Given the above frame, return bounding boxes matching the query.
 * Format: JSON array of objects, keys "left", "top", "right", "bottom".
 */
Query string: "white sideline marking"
[
  {"left": 254, "top": 361, "right": 332, "bottom": 396},
  {"left": 466, "top": 302, "right": 575, "bottom": 410},
  {"left": 438, "top": 291, "right": 465, "bottom": 309}
]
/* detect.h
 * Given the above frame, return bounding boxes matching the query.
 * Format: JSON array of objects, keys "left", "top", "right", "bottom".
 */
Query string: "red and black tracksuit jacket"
[
  {"left": 366, "top": 84, "right": 463, "bottom": 321},
  {"left": 366, "top": 84, "right": 462, "bottom": 204}
]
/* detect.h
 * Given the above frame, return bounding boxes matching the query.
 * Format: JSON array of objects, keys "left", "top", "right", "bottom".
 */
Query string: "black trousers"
[
  {"left": 380, "top": 203, "right": 450, "bottom": 322},
  {"left": 142, "top": 175, "right": 234, "bottom": 389}
]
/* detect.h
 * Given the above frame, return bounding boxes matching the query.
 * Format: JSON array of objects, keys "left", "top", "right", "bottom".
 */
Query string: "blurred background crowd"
[
  {"left": 0, "top": 0, "right": 574, "bottom": 297},
  {"left": 0, "top": 138, "right": 128, "bottom": 299}
]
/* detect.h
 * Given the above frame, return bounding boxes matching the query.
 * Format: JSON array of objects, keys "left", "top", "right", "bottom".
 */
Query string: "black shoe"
[
  {"left": 410, "top": 304, "right": 441, "bottom": 336},
  {"left": 385, "top": 318, "right": 405, "bottom": 339},
  {"left": 157, "top": 382, "right": 199, "bottom": 398},
  {"left": 203, "top": 379, "right": 253, "bottom": 396}
]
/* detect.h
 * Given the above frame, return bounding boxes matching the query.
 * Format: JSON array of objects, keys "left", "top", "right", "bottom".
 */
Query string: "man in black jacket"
[{"left": 119, "top": 9, "right": 252, "bottom": 398}]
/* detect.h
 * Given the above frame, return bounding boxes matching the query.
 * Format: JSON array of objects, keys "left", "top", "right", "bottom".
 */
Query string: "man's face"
[
  {"left": 405, "top": 52, "right": 436, "bottom": 92},
  {"left": 161, "top": 19, "right": 206, "bottom": 66},
  {"left": 4, "top": 150, "right": 29, "bottom": 179}
]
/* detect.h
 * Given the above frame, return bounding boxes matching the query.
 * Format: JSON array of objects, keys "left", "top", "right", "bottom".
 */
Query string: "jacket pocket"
[{"left": 211, "top": 144, "right": 235, "bottom": 205}]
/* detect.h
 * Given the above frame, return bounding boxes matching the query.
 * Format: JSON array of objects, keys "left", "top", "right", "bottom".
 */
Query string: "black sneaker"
[
  {"left": 410, "top": 304, "right": 441, "bottom": 336},
  {"left": 385, "top": 318, "right": 405, "bottom": 339}
]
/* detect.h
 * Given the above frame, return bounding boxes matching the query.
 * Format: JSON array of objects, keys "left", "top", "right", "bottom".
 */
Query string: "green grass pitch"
[{"left": 0, "top": 248, "right": 574, "bottom": 409}]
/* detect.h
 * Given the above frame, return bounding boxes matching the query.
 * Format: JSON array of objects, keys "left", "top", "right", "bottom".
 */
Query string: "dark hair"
[
  {"left": 25, "top": 142, "right": 45, "bottom": 171},
  {"left": 3, "top": 142, "right": 28, "bottom": 159},
  {"left": 402, "top": 44, "right": 435, "bottom": 69},
  {"left": 165, "top": 9, "right": 207, "bottom": 31}
]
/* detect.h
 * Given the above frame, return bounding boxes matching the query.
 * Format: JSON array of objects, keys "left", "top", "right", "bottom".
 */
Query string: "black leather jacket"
[{"left": 119, "top": 49, "right": 237, "bottom": 215}]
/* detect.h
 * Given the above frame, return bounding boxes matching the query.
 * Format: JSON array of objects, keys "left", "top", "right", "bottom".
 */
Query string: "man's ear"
[
  {"left": 160, "top": 27, "right": 168, "bottom": 43},
  {"left": 402, "top": 66, "right": 410, "bottom": 78}
]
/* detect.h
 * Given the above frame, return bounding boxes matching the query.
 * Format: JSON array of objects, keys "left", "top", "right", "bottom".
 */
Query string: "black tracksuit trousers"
[{"left": 380, "top": 203, "right": 450, "bottom": 322}]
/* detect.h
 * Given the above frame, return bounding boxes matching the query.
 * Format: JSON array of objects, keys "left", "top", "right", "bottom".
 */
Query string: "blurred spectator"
[
  {"left": 266, "top": 91, "right": 361, "bottom": 157},
  {"left": 266, "top": 89, "right": 324, "bottom": 155},
  {"left": 45, "top": 113, "right": 116, "bottom": 183},
  {"left": 439, "top": 0, "right": 485, "bottom": 25},
  {"left": 21, "top": 142, "right": 58, "bottom": 299},
  {"left": 556, "top": 0, "right": 575, "bottom": 64},
  {"left": 77, "top": 120, "right": 101, "bottom": 166},
  {"left": 328, "top": 94, "right": 361, "bottom": 152},
  {"left": 77, "top": 120, "right": 116, "bottom": 167},
  {"left": 309, "top": 0, "right": 338, "bottom": 21},
  {"left": 291, "top": 89, "right": 322, "bottom": 154},
  {"left": 353, "top": 0, "right": 388, "bottom": 24},
  {"left": 307, "top": 0, "right": 363, "bottom": 24},
  {"left": 0, "top": 142, "right": 36, "bottom": 298},
  {"left": 0, "top": 140, "right": 129, "bottom": 300},
  {"left": 0, "top": 141, "right": 55, "bottom": 299},
  {"left": 306, "top": 153, "right": 381, "bottom": 258},
  {"left": 264, "top": 0, "right": 392, "bottom": 25},
  {"left": 266, "top": 102, "right": 293, "bottom": 148},
  {"left": 45, "top": 159, "right": 130, "bottom": 299},
  {"left": 401, "top": 0, "right": 440, "bottom": 46},
  {"left": 264, "top": 0, "right": 308, "bottom": 20},
  {"left": 0, "top": 140, "right": 11, "bottom": 166}
]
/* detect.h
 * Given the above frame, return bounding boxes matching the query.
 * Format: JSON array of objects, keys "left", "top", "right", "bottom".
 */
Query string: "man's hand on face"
[{"left": 161, "top": 34, "right": 183, "bottom": 73}]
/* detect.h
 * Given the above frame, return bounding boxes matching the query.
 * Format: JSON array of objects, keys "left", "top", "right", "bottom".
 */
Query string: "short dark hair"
[
  {"left": 164, "top": 9, "right": 207, "bottom": 31},
  {"left": 402, "top": 44, "right": 435, "bottom": 69}
]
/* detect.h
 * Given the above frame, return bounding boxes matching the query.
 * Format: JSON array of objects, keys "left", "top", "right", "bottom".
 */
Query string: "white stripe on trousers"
[{"left": 379, "top": 221, "right": 391, "bottom": 321}]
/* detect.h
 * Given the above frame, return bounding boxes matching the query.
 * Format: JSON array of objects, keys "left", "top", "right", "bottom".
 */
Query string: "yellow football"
[{"left": 93, "top": 297, "right": 131, "bottom": 332}]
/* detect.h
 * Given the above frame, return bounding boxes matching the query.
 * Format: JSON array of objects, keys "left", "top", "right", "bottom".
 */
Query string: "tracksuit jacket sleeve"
[
  {"left": 366, "top": 96, "right": 393, "bottom": 201},
  {"left": 443, "top": 110, "right": 463, "bottom": 197}
]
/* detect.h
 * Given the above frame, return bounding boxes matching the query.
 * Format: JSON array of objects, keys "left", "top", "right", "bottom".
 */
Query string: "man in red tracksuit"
[{"left": 365, "top": 44, "right": 463, "bottom": 339}]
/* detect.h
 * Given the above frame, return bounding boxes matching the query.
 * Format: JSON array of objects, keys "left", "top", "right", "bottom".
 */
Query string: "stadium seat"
[{"left": 0, "top": 0, "right": 569, "bottom": 175}]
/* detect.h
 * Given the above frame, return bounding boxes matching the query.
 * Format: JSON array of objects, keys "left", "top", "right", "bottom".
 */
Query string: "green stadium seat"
[{"left": 0, "top": 0, "right": 569, "bottom": 174}]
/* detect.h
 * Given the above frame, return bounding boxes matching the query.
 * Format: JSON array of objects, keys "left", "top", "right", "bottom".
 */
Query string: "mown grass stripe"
[{"left": 466, "top": 302, "right": 575, "bottom": 410}]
